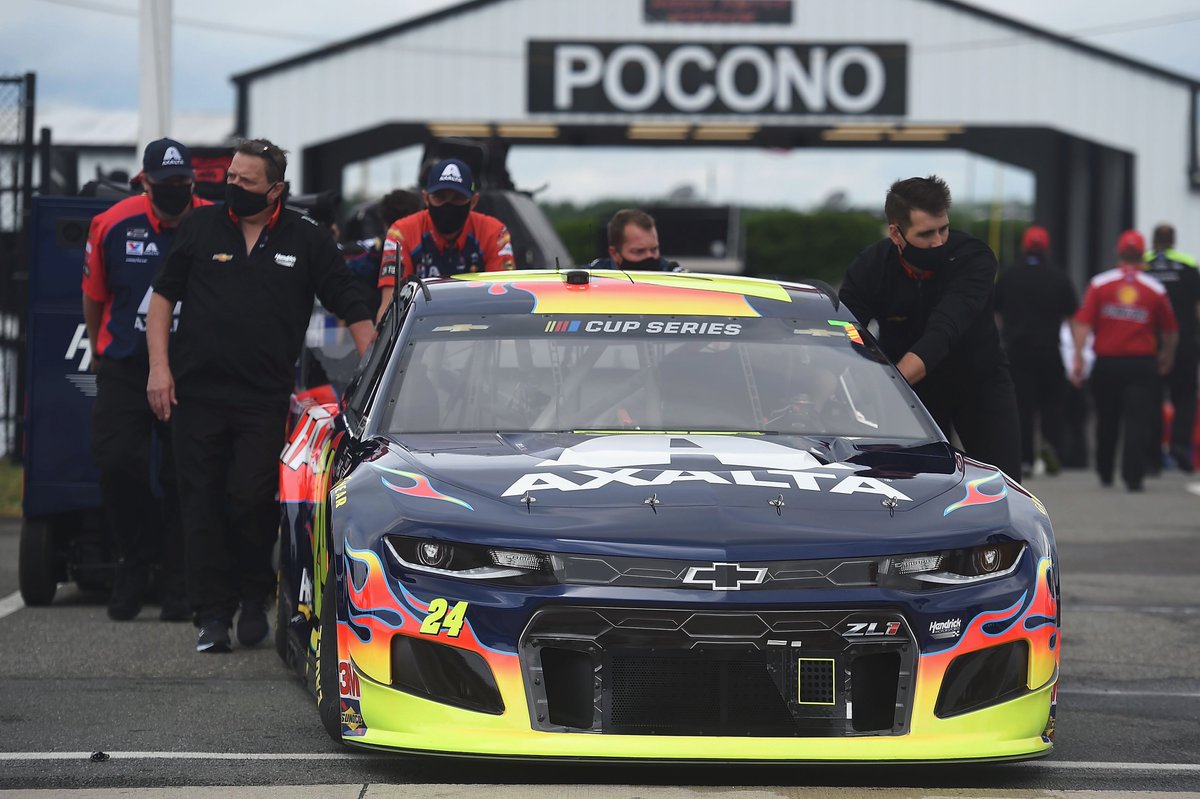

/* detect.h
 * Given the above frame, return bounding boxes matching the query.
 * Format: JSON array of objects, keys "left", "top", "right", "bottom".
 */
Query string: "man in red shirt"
[
  {"left": 82, "top": 138, "right": 210, "bottom": 621},
  {"left": 376, "top": 158, "right": 514, "bottom": 320},
  {"left": 1072, "top": 230, "right": 1178, "bottom": 491}
]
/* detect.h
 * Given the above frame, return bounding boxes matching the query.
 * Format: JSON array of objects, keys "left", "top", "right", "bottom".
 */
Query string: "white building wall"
[{"left": 241, "top": 0, "right": 1200, "bottom": 249}]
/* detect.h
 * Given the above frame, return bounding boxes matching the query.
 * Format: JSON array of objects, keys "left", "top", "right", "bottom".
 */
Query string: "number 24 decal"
[{"left": 420, "top": 598, "right": 468, "bottom": 637}]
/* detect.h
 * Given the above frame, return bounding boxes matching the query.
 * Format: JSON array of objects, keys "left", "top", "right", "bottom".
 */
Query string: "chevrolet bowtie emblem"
[{"left": 682, "top": 562, "right": 767, "bottom": 591}]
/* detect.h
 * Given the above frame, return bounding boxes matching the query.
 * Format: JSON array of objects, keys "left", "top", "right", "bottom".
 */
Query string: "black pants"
[
  {"left": 90, "top": 357, "right": 183, "bottom": 586},
  {"left": 918, "top": 366, "right": 1023, "bottom": 480},
  {"left": 1147, "top": 352, "right": 1197, "bottom": 464},
  {"left": 1009, "top": 348, "right": 1067, "bottom": 467},
  {"left": 1090, "top": 356, "right": 1158, "bottom": 488},
  {"left": 172, "top": 396, "right": 288, "bottom": 625}
]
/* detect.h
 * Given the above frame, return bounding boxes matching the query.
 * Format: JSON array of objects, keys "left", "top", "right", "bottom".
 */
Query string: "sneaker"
[
  {"left": 1039, "top": 446, "right": 1062, "bottom": 476},
  {"left": 159, "top": 592, "right": 191, "bottom": 622},
  {"left": 107, "top": 562, "right": 147, "bottom": 621},
  {"left": 196, "top": 621, "right": 232, "bottom": 653},
  {"left": 1170, "top": 446, "right": 1195, "bottom": 474},
  {"left": 236, "top": 599, "right": 269, "bottom": 647}
]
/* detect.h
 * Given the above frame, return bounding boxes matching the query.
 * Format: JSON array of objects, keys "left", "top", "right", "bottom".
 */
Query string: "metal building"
[{"left": 233, "top": 0, "right": 1200, "bottom": 284}]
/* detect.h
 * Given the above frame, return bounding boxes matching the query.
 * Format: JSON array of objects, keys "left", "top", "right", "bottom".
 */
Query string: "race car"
[{"left": 276, "top": 269, "right": 1059, "bottom": 762}]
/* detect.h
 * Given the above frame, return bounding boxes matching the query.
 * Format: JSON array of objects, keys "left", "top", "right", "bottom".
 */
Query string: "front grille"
[
  {"left": 607, "top": 650, "right": 797, "bottom": 736},
  {"left": 522, "top": 606, "right": 916, "bottom": 737}
]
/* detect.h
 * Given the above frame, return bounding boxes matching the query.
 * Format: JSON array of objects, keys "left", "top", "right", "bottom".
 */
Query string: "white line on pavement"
[
  {"left": 0, "top": 753, "right": 1198, "bottom": 772},
  {"left": 0, "top": 590, "right": 23, "bottom": 620},
  {"left": 1185, "top": 481, "right": 1200, "bottom": 497},
  {"left": 1059, "top": 688, "right": 1200, "bottom": 698},
  {"left": 1069, "top": 603, "right": 1200, "bottom": 615}
]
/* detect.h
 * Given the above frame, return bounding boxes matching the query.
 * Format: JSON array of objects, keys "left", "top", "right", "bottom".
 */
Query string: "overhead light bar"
[
  {"left": 428, "top": 122, "right": 494, "bottom": 138},
  {"left": 627, "top": 123, "right": 692, "bottom": 140},
  {"left": 821, "top": 126, "right": 889, "bottom": 142},
  {"left": 693, "top": 124, "right": 760, "bottom": 141},
  {"left": 496, "top": 124, "right": 560, "bottom": 139},
  {"left": 889, "top": 125, "right": 964, "bottom": 142}
]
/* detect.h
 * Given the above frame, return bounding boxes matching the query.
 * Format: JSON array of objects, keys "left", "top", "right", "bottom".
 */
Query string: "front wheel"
[
  {"left": 315, "top": 557, "right": 343, "bottom": 742},
  {"left": 274, "top": 574, "right": 291, "bottom": 663},
  {"left": 18, "top": 517, "right": 58, "bottom": 606}
]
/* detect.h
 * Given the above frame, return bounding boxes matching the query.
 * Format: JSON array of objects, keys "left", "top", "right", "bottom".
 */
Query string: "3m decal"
[
  {"left": 338, "top": 660, "right": 361, "bottom": 699},
  {"left": 419, "top": 598, "right": 469, "bottom": 638}
]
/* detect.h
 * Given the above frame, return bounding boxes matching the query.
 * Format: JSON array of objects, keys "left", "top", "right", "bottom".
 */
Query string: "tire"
[
  {"left": 315, "top": 556, "right": 344, "bottom": 743},
  {"left": 274, "top": 574, "right": 291, "bottom": 663},
  {"left": 18, "top": 517, "right": 58, "bottom": 606}
]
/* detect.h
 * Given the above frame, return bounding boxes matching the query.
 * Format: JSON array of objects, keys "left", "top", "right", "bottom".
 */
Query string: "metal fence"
[{"left": 0, "top": 73, "right": 35, "bottom": 462}]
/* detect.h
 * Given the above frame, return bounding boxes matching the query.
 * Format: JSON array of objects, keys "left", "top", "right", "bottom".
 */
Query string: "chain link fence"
[{"left": 0, "top": 74, "right": 35, "bottom": 462}]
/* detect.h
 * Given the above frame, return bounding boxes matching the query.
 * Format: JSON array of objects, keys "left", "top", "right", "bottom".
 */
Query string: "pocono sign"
[{"left": 528, "top": 41, "right": 907, "bottom": 115}]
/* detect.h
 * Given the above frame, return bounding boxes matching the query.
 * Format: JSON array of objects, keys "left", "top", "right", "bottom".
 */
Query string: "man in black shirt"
[
  {"left": 840, "top": 175, "right": 1021, "bottom": 480},
  {"left": 1143, "top": 223, "right": 1200, "bottom": 473},
  {"left": 995, "top": 225, "right": 1078, "bottom": 476},
  {"left": 146, "top": 138, "right": 375, "bottom": 653}
]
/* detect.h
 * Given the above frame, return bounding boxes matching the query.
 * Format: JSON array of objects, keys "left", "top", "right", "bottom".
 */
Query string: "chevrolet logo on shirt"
[{"left": 212, "top": 253, "right": 234, "bottom": 262}]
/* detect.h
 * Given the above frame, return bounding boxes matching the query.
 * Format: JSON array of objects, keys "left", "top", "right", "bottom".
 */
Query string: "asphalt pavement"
[{"left": 0, "top": 466, "right": 1198, "bottom": 796}]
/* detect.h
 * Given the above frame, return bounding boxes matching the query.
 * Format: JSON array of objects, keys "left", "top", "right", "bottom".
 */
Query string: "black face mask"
[
  {"left": 149, "top": 182, "right": 193, "bottom": 216},
  {"left": 619, "top": 256, "right": 662, "bottom": 271},
  {"left": 225, "top": 183, "right": 275, "bottom": 218},
  {"left": 428, "top": 201, "right": 471, "bottom": 236},
  {"left": 899, "top": 238, "right": 951, "bottom": 273}
]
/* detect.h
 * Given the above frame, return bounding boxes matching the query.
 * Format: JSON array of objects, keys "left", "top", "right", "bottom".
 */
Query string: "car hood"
[
  {"left": 353, "top": 433, "right": 1021, "bottom": 558},
  {"left": 378, "top": 432, "right": 977, "bottom": 512}
]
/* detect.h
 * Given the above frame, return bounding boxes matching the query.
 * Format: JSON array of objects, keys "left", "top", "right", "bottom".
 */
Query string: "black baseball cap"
[{"left": 142, "top": 138, "right": 194, "bottom": 180}]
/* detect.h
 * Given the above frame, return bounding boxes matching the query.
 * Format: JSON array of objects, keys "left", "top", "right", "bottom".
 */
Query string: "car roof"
[{"left": 408, "top": 270, "right": 848, "bottom": 321}]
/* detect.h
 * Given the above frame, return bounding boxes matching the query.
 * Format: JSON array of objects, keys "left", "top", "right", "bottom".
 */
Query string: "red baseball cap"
[
  {"left": 1116, "top": 229, "right": 1145, "bottom": 258},
  {"left": 1022, "top": 225, "right": 1050, "bottom": 253}
]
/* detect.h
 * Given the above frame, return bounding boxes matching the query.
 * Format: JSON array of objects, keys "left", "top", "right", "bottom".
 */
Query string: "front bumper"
[{"left": 336, "top": 546, "right": 1059, "bottom": 761}]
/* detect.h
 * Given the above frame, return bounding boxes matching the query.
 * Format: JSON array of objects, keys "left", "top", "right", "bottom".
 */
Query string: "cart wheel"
[{"left": 19, "top": 518, "right": 58, "bottom": 606}]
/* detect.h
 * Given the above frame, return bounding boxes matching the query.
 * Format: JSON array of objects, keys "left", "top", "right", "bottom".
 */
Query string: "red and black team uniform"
[
  {"left": 1075, "top": 266, "right": 1178, "bottom": 489},
  {"left": 82, "top": 192, "right": 210, "bottom": 612},
  {"left": 377, "top": 209, "right": 514, "bottom": 285}
]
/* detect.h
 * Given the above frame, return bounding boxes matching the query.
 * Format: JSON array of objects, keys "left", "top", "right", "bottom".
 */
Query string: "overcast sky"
[{"left": 3, "top": 0, "right": 1199, "bottom": 209}]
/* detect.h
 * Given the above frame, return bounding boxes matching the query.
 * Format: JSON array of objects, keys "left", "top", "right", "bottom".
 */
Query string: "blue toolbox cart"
[{"left": 19, "top": 196, "right": 116, "bottom": 604}]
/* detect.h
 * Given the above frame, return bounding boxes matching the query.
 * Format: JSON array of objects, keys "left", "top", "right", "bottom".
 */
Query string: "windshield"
[{"left": 386, "top": 315, "right": 937, "bottom": 440}]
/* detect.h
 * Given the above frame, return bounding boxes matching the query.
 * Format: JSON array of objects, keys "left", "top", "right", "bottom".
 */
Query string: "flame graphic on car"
[
  {"left": 943, "top": 470, "right": 1008, "bottom": 516},
  {"left": 370, "top": 464, "right": 474, "bottom": 511}
]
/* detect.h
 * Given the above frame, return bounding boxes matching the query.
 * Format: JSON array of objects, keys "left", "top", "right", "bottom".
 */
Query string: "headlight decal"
[
  {"left": 370, "top": 463, "right": 474, "bottom": 511},
  {"left": 942, "top": 470, "right": 1008, "bottom": 516}
]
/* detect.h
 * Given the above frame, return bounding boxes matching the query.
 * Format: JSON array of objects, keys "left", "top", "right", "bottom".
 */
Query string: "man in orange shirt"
[{"left": 376, "top": 158, "right": 513, "bottom": 319}]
